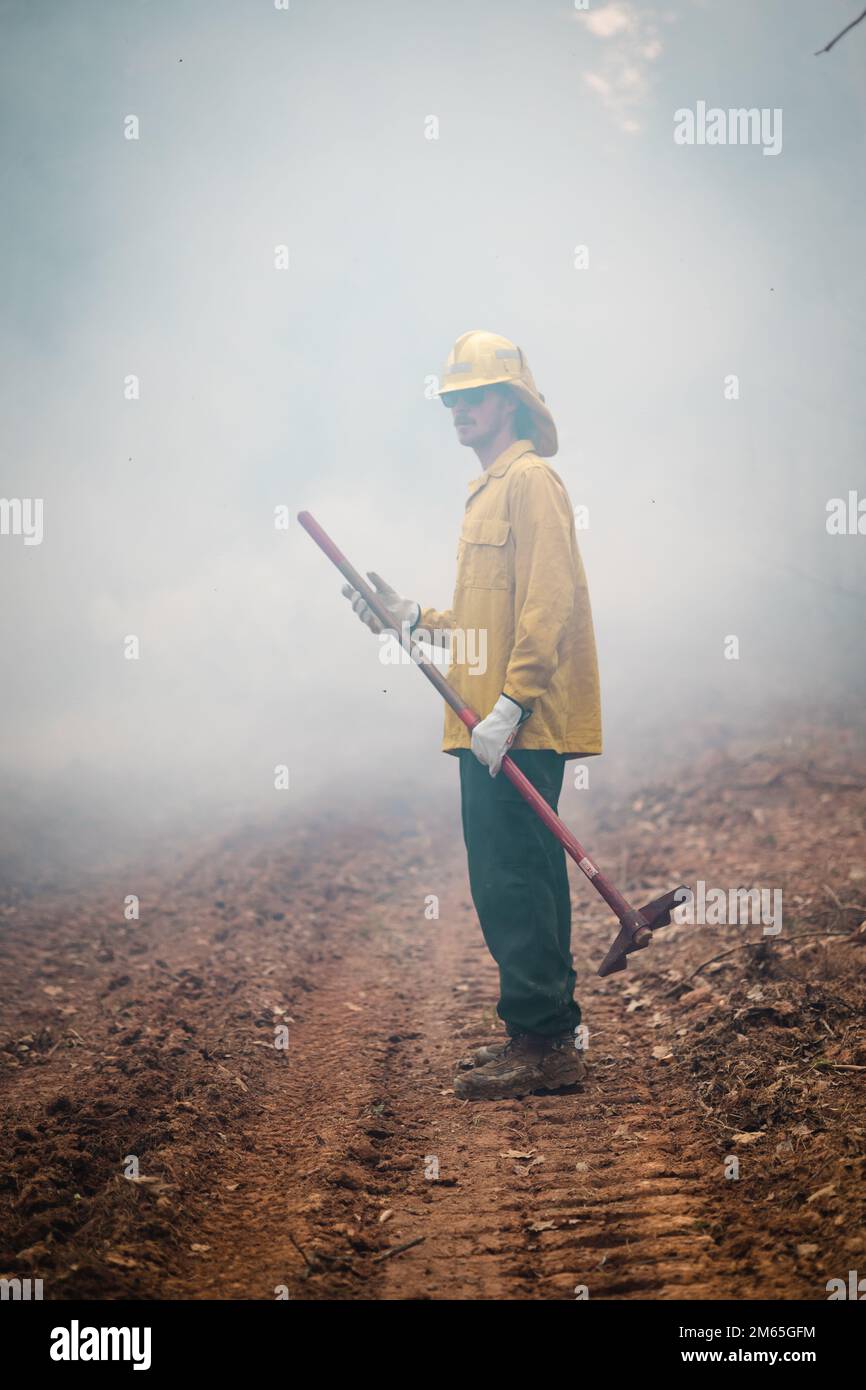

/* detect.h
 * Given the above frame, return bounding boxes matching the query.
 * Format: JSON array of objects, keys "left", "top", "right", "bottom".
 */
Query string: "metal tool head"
[{"left": 597, "top": 887, "right": 686, "bottom": 978}]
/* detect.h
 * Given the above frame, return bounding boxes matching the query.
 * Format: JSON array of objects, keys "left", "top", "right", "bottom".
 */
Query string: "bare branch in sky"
[{"left": 815, "top": 5, "right": 866, "bottom": 54}]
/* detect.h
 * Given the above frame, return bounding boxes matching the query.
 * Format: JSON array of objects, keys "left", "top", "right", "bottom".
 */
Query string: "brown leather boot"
[{"left": 453, "top": 1031, "right": 585, "bottom": 1101}]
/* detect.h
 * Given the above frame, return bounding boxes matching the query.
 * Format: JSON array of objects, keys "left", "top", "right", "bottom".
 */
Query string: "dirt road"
[{"left": 2, "top": 724, "right": 865, "bottom": 1299}]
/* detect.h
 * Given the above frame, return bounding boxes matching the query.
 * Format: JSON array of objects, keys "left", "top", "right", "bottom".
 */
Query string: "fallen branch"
[
  {"left": 677, "top": 931, "right": 852, "bottom": 986},
  {"left": 822, "top": 883, "right": 866, "bottom": 914},
  {"left": 289, "top": 1232, "right": 362, "bottom": 1282},
  {"left": 812, "top": 1060, "right": 866, "bottom": 1071},
  {"left": 372, "top": 1235, "right": 425, "bottom": 1264},
  {"left": 288, "top": 1232, "right": 315, "bottom": 1272}
]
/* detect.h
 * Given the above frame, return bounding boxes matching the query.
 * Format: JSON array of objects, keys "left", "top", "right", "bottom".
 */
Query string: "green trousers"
[{"left": 457, "top": 748, "right": 581, "bottom": 1038}]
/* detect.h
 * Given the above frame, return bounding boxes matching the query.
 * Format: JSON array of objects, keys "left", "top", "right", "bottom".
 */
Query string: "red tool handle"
[{"left": 297, "top": 510, "right": 648, "bottom": 943}]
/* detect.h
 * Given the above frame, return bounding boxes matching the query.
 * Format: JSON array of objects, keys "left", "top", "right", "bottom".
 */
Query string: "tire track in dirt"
[
  {"left": 368, "top": 893, "right": 730, "bottom": 1301},
  {"left": 180, "top": 824, "right": 732, "bottom": 1301}
]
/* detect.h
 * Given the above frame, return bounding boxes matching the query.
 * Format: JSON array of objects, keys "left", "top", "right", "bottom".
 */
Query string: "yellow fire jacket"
[{"left": 416, "top": 439, "right": 602, "bottom": 759}]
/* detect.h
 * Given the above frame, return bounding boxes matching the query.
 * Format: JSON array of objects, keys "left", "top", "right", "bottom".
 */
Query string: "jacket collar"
[{"left": 466, "top": 439, "right": 535, "bottom": 502}]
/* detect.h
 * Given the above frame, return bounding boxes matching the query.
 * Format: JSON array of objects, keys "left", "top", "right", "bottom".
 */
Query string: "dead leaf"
[{"left": 732, "top": 1131, "right": 765, "bottom": 1145}]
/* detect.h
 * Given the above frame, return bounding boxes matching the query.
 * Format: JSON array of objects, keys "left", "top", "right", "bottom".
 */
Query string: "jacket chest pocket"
[{"left": 457, "top": 517, "right": 513, "bottom": 591}]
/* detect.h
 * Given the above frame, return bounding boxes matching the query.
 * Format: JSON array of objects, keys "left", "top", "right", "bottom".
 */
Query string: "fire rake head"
[{"left": 597, "top": 887, "right": 685, "bottom": 978}]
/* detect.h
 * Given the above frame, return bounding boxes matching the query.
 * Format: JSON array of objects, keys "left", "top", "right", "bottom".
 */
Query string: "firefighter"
[{"left": 343, "top": 330, "right": 602, "bottom": 1100}]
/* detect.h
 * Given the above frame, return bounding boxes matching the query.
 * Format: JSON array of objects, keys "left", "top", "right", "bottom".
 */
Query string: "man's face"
[{"left": 441, "top": 385, "right": 516, "bottom": 449}]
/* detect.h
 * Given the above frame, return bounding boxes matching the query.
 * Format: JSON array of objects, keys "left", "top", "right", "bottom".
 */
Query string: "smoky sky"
[{"left": 1, "top": 0, "right": 864, "bottom": 871}]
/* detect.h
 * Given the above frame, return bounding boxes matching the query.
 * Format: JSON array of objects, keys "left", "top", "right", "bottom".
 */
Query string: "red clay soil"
[{"left": 1, "top": 722, "right": 865, "bottom": 1300}]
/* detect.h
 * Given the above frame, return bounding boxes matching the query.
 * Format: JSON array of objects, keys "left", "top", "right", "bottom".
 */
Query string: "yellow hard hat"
[{"left": 436, "top": 329, "right": 558, "bottom": 457}]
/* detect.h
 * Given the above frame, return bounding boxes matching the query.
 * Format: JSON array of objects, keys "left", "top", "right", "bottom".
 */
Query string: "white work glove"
[
  {"left": 470, "top": 693, "right": 530, "bottom": 777},
  {"left": 341, "top": 571, "right": 420, "bottom": 637}
]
